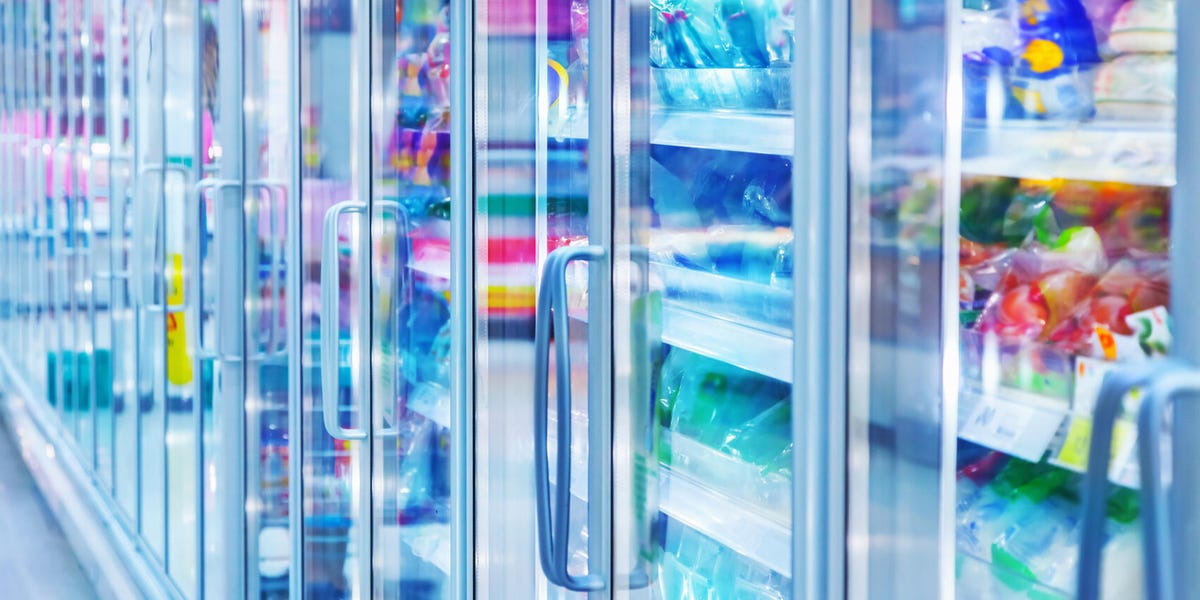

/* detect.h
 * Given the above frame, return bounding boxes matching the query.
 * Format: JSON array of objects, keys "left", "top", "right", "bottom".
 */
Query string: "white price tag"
[{"left": 960, "top": 396, "right": 1067, "bottom": 462}]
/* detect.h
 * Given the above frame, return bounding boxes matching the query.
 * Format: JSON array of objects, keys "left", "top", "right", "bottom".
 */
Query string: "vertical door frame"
[
  {"left": 791, "top": 0, "right": 851, "bottom": 597},
  {"left": 449, "top": 0, "right": 476, "bottom": 591}
]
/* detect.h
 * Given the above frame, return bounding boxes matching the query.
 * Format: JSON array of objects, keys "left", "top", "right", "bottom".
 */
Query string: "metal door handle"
[
  {"left": 133, "top": 163, "right": 190, "bottom": 311},
  {"left": 534, "top": 244, "right": 606, "bottom": 592},
  {"left": 320, "top": 200, "right": 368, "bottom": 441},
  {"left": 246, "top": 179, "right": 288, "bottom": 359},
  {"left": 1077, "top": 359, "right": 1200, "bottom": 599},
  {"left": 190, "top": 178, "right": 239, "bottom": 358}
]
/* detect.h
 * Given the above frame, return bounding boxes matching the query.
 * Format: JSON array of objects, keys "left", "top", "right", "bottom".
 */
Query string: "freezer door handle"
[
  {"left": 1078, "top": 359, "right": 1200, "bottom": 599},
  {"left": 246, "top": 179, "right": 289, "bottom": 360},
  {"left": 189, "top": 178, "right": 239, "bottom": 358},
  {"left": 320, "top": 200, "right": 369, "bottom": 441},
  {"left": 533, "top": 244, "right": 607, "bottom": 592}
]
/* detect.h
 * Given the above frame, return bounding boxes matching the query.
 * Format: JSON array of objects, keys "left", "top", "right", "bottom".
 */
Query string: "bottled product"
[{"left": 1010, "top": 0, "right": 1103, "bottom": 120}]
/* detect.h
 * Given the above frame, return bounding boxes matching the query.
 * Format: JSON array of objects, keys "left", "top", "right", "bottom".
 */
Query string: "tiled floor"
[{"left": 0, "top": 420, "right": 96, "bottom": 598}]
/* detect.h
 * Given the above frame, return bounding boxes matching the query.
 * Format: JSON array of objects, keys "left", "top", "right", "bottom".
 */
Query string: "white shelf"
[
  {"left": 558, "top": 108, "right": 794, "bottom": 155},
  {"left": 659, "top": 467, "right": 792, "bottom": 578},
  {"left": 651, "top": 110, "right": 793, "bottom": 156},
  {"left": 555, "top": 413, "right": 791, "bottom": 576},
  {"left": 961, "top": 121, "right": 1175, "bottom": 186},
  {"left": 662, "top": 301, "right": 792, "bottom": 383}
]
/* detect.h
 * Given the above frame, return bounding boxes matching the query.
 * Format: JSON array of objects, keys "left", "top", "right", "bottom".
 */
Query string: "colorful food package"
[
  {"left": 1046, "top": 257, "right": 1170, "bottom": 354},
  {"left": 1010, "top": 0, "right": 1103, "bottom": 119},
  {"left": 1033, "top": 179, "right": 1170, "bottom": 258},
  {"left": 974, "top": 226, "right": 1108, "bottom": 341},
  {"left": 1108, "top": 0, "right": 1175, "bottom": 54},
  {"left": 1093, "top": 53, "right": 1176, "bottom": 121},
  {"left": 961, "top": 176, "right": 1046, "bottom": 246}
]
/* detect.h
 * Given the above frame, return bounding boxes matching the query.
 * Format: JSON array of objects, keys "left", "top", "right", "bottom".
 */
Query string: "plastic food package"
[
  {"left": 1082, "top": 0, "right": 1131, "bottom": 48},
  {"left": 649, "top": 226, "right": 793, "bottom": 287},
  {"left": 974, "top": 227, "right": 1108, "bottom": 341},
  {"left": 657, "top": 348, "right": 792, "bottom": 470},
  {"left": 1046, "top": 257, "right": 1170, "bottom": 354},
  {"left": 961, "top": 176, "right": 1049, "bottom": 246},
  {"left": 1108, "top": 0, "right": 1175, "bottom": 54},
  {"left": 1010, "top": 0, "right": 1102, "bottom": 119},
  {"left": 1030, "top": 179, "right": 1170, "bottom": 258},
  {"left": 1093, "top": 53, "right": 1176, "bottom": 121},
  {"left": 963, "top": 8, "right": 1023, "bottom": 120}
]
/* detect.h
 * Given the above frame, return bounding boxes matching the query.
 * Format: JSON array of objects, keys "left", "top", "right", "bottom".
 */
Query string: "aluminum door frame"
[
  {"left": 1171, "top": 0, "right": 1200, "bottom": 590},
  {"left": 449, "top": 0, "right": 475, "bottom": 592},
  {"left": 791, "top": 0, "right": 851, "bottom": 597}
]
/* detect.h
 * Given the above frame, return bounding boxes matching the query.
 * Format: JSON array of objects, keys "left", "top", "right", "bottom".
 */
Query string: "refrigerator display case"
[
  {"left": 950, "top": 1, "right": 1180, "bottom": 597},
  {"left": 2, "top": 0, "right": 1200, "bottom": 598}
]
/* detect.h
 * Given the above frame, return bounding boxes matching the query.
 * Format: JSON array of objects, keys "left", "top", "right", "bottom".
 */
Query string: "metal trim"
[
  {"left": 792, "top": 0, "right": 850, "bottom": 596},
  {"left": 287, "top": 0, "right": 305, "bottom": 593},
  {"left": 448, "top": 0, "right": 476, "bottom": 589},
  {"left": 589, "top": 0, "right": 616, "bottom": 587}
]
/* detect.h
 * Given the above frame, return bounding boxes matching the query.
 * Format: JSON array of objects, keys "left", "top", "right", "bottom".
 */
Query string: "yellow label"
[
  {"left": 1023, "top": 39, "right": 1064, "bottom": 74},
  {"left": 166, "top": 253, "right": 193, "bottom": 385},
  {"left": 1055, "top": 417, "right": 1133, "bottom": 471}
]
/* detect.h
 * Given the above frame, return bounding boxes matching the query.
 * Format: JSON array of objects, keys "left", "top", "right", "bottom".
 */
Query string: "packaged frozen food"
[
  {"left": 1093, "top": 53, "right": 1176, "bottom": 121},
  {"left": 1009, "top": 0, "right": 1103, "bottom": 119},
  {"left": 1046, "top": 257, "right": 1169, "bottom": 354},
  {"left": 1108, "top": 0, "right": 1175, "bottom": 54}
]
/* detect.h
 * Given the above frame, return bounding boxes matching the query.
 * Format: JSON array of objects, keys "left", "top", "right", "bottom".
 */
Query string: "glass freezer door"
[
  {"left": 609, "top": 0, "right": 820, "bottom": 593},
  {"left": 299, "top": 0, "right": 372, "bottom": 596},
  {"left": 367, "top": 0, "right": 458, "bottom": 596},
  {"left": 472, "top": 0, "right": 605, "bottom": 592}
]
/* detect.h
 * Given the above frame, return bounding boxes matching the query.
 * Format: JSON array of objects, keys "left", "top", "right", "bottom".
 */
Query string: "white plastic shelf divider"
[
  {"left": 961, "top": 121, "right": 1175, "bottom": 187},
  {"left": 662, "top": 302, "right": 793, "bottom": 383},
  {"left": 651, "top": 110, "right": 793, "bottom": 156},
  {"left": 659, "top": 467, "right": 792, "bottom": 578}
]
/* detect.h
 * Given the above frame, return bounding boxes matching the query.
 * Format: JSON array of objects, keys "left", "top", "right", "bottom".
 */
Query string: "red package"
[
  {"left": 1047, "top": 257, "right": 1170, "bottom": 353},
  {"left": 975, "top": 227, "right": 1108, "bottom": 341}
]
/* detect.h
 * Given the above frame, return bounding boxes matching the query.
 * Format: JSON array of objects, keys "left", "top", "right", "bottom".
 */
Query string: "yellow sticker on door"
[{"left": 166, "top": 253, "right": 193, "bottom": 385}]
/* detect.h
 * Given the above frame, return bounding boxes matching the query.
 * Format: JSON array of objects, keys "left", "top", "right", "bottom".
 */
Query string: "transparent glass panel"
[
  {"left": 87, "top": 0, "right": 116, "bottom": 495},
  {"left": 614, "top": 0, "right": 799, "bottom": 592},
  {"left": 474, "top": 0, "right": 595, "bottom": 594},
  {"left": 851, "top": 0, "right": 948, "bottom": 598},
  {"left": 49, "top": 0, "right": 71, "bottom": 431},
  {"left": 369, "top": 0, "right": 454, "bottom": 596},
  {"left": 300, "top": 0, "right": 370, "bottom": 596},
  {"left": 107, "top": 0, "right": 140, "bottom": 526},
  {"left": 29, "top": 0, "right": 51, "bottom": 397},
  {"left": 69, "top": 0, "right": 96, "bottom": 472},
  {"left": 131, "top": 0, "right": 167, "bottom": 562},
  {"left": 242, "top": 0, "right": 294, "bottom": 595}
]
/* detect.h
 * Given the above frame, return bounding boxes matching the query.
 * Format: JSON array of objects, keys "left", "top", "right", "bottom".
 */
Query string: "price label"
[
  {"left": 1052, "top": 416, "right": 1136, "bottom": 478},
  {"left": 960, "top": 396, "right": 1066, "bottom": 462}
]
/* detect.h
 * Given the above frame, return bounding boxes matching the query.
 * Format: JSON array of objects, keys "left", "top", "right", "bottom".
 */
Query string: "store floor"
[{"left": 0, "top": 418, "right": 96, "bottom": 598}]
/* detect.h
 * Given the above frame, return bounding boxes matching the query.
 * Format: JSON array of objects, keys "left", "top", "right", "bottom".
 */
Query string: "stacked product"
[
  {"left": 956, "top": 450, "right": 1143, "bottom": 597},
  {"left": 1091, "top": 0, "right": 1176, "bottom": 121},
  {"left": 962, "top": 0, "right": 1176, "bottom": 122},
  {"left": 649, "top": 0, "right": 794, "bottom": 110},
  {"left": 959, "top": 176, "right": 1171, "bottom": 398}
]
